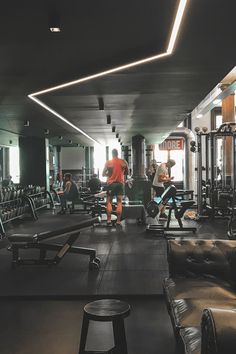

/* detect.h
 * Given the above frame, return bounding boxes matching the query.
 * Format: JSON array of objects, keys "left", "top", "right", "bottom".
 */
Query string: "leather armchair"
[{"left": 164, "top": 239, "right": 236, "bottom": 354}]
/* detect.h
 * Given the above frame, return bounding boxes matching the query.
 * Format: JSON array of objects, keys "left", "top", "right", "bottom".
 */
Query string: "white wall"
[{"left": 61, "top": 147, "right": 85, "bottom": 170}]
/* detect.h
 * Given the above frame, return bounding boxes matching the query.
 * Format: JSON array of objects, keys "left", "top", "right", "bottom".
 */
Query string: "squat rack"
[{"left": 194, "top": 122, "right": 236, "bottom": 218}]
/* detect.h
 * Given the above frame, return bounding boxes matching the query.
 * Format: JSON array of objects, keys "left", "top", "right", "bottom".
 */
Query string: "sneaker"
[
  {"left": 159, "top": 213, "right": 168, "bottom": 219},
  {"left": 107, "top": 221, "right": 112, "bottom": 227}
]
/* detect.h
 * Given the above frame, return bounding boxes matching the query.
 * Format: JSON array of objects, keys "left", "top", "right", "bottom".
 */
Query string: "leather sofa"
[{"left": 163, "top": 239, "right": 236, "bottom": 354}]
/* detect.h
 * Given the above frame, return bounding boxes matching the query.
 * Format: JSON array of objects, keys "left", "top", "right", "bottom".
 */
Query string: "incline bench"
[{"left": 8, "top": 217, "right": 100, "bottom": 270}]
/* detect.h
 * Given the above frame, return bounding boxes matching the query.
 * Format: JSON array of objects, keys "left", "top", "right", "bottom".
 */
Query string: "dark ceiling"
[{"left": 0, "top": 0, "right": 235, "bottom": 147}]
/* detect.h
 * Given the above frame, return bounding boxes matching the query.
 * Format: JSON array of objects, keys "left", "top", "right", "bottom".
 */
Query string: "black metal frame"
[
  {"left": 8, "top": 218, "right": 100, "bottom": 269},
  {"left": 147, "top": 190, "right": 196, "bottom": 234},
  {"left": 196, "top": 123, "right": 236, "bottom": 219}
]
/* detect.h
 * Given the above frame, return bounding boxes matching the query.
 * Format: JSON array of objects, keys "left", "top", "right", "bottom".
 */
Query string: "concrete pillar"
[
  {"left": 146, "top": 144, "right": 155, "bottom": 171},
  {"left": 89, "top": 146, "right": 94, "bottom": 172},
  {"left": 131, "top": 134, "right": 147, "bottom": 180},
  {"left": 19, "top": 137, "right": 49, "bottom": 189},
  {"left": 53, "top": 146, "right": 62, "bottom": 183},
  {"left": 106, "top": 146, "right": 109, "bottom": 161},
  {"left": 125, "top": 135, "right": 151, "bottom": 206}
]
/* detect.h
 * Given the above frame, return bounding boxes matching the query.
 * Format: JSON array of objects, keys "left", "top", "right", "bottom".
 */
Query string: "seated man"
[
  {"left": 88, "top": 174, "right": 102, "bottom": 194},
  {"left": 2, "top": 175, "right": 14, "bottom": 187},
  {"left": 58, "top": 173, "right": 79, "bottom": 214}
]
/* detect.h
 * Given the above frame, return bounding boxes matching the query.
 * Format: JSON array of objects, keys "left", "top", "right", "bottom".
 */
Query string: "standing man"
[
  {"left": 152, "top": 159, "right": 176, "bottom": 219},
  {"left": 58, "top": 173, "right": 79, "bottom": 214},
  {"left": 102, "top": 149, "right": 128, "bottom": 225}
]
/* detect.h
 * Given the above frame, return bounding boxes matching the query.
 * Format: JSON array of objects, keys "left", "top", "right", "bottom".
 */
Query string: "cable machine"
[{"left": 191, "top": 123, "right": 236, "bottom": 219}]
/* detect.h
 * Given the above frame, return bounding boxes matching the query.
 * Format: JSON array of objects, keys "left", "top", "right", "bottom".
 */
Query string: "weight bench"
[
  {"left": 8, "top": 217, "right": 100, "bottom": 269},
  {"left": 146, "top": 185, "right": 196, "bottom": 234}
]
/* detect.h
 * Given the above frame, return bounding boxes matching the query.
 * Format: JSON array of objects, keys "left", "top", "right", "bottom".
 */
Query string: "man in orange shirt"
[{"left": 102, "top": 148, "right": 128, "bottom": 225}]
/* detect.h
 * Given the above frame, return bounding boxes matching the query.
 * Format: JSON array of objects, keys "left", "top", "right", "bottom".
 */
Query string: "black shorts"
[
  {"left": 152, "top": 186, "right": 165, "bottom": 197},
  {"left": 107, "top": 182, "right": 124, "bottom": 198}
]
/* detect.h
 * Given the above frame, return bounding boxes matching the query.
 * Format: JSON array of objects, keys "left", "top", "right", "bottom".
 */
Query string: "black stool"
[{"left": 78, "top": 299, "right": 130, "bottom": 354}]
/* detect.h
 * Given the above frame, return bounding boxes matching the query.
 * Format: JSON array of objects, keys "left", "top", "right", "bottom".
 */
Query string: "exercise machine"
[
  {"left": 7, "top": 217, "right": 101, "bottom": 269},
  {"left": 192, "top": 123, "right": 236, "bottom": 219},
  {"left": 146, "top": 185, "right": 196, "bottom": 234}
]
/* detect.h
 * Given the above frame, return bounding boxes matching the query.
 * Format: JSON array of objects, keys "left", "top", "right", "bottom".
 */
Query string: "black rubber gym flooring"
[{"left": 0, "top": 210, "right": 228, "bottom": 354}]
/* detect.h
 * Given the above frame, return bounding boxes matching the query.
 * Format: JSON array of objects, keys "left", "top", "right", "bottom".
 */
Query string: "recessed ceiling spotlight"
[
  {"left": 24, "top": 120, "right": 30, "bottom": 127},
  {"left": 49, "top": 11, "right": 61, "bottom": 33},
  {"left": 50, "top": 27, "right": 61, "bottom": 33},
  {"left": 107, "top": 115, "right": 111, "bottom": 124},
  {"left": 112, "top": 126, "right": 116, "bottom": 133},
  {"left": 44, "top": 129, "right": 49, "bottom": 135},
  {"left": 58, "top": 136, "right": 63, "bottom": 140},
  {"left": 68, "top": 140, "right": 72, "bottom": 144},
  {"left": 98, "top": 97, "right": 104, "bottom": 111},
  {"left": 196, "top": 114, "right": 203, "bottom": 118}
]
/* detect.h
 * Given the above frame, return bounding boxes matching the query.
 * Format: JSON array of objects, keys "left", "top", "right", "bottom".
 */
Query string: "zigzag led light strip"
[{"left": 29, "top": 0, "right": 188, "bottom": 145}]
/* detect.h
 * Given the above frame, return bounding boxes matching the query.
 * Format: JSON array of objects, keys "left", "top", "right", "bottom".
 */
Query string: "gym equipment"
[
  {"left": 192, "top": 123, "right": 236, "bottom": 219},
  {"left": 7, "top": 216, "right": 100, "bottom": 269},
  {"left": 0, "top": 186, "right": 55, "bottom": 235},
  {"left": 146, "top": 185, "right": 196, "bottom": 234}
]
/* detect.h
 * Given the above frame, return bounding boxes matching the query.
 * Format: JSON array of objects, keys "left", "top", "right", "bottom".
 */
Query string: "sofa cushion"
[
  {"left": 171, "top": 298, "right": 236, "bottom": 328},
  {"left": 179, "top": 327, "right": 201, "bottom": 354},
  {"left": 163, "top": 277, "right": 236, "bottom": 304},
  {"left": 168, "top": 240, "right": 236, "bottom": 286}
]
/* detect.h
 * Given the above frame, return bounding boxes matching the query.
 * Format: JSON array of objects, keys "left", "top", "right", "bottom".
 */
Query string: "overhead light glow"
[
  {"left": 213, "top": 99, "right": 221, "bottom": 105},
  {"left": 196, "top": 114, "right": 203, "bottom": 118},
  {"left": 29, "top": 95, "right": 100, "bottom": 145},
  {"left": 167, "top": 0, "right": 188, "bottom": 53},
  {"left": 50, "top": 27, "right": 61, "bottom": 33},
  {"left": 29, "top": 0, "right": 189, "bottom": 143}
]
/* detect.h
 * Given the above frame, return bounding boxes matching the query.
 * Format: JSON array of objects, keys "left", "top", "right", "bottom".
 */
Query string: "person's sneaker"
[
  {"left": 159, "top": 213, "right": 168, "bottom": 219},
  {"left": 107, "top": 221, "right": 112, "bottom": 227}
]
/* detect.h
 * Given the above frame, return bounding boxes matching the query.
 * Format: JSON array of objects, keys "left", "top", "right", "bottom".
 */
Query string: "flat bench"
[{"left": 8, "top": 217, "right": 100, "bottom": 270}]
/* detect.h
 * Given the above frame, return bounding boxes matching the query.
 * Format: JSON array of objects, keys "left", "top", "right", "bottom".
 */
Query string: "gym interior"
[{"left": 0, "top": 1, "right": 236, "bottom": 354}]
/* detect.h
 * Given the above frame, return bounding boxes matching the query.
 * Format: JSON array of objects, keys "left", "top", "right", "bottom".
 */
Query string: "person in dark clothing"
[
  {"left": 1, "top": 175, "right": 14, "bottom": 187},
  {"left": 88, "top": 174, "right": 101, "bottom": 194},
  {"left": 58, "top": 173, "right": 79, "bottom": 214}
]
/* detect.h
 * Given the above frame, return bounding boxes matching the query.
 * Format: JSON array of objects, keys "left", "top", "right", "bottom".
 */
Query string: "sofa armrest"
[
  {"left": 201, "top": 308, "right": 236, "bottom": 354},
  {"left": 167, "top": 239, "right": 236, "bottom": 282}
]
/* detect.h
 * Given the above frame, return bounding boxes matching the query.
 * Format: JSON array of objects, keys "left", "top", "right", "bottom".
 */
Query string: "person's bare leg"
[
  {"left": 106, "top": 194, "right": 112, "bottom": 223},
  {"left": 116, "top": 195, "right": 123, "bottom": 224}
]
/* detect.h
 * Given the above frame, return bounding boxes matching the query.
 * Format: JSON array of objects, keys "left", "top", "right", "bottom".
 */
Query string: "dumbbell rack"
[
  {"left": 27, "top": 191, "right": 54, "bottom": 214},
  {"left": 0, "top": 188, "right": 54, "bottom": 235},
  {"left": 0, "top": 193, "right": 33, "bottom": 235}
]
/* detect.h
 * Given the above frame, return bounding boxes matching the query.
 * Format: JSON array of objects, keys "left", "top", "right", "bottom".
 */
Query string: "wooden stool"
[{"left": 78, "top": 299, "right": 130, "bottom": 354}]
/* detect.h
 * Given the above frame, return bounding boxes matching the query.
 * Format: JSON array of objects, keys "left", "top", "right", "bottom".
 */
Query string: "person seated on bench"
[
  {"left": 152, "top": 159, "right": 176, "bottom": 219},
  {"left": 88, "top": 174, "right": 102, "bottom": 194},
  {"left": 58, "top": 173, "right": 79, "bottom": 214},
  {"left": 102, "top": 148, "right": 128, "bottom": 226}
]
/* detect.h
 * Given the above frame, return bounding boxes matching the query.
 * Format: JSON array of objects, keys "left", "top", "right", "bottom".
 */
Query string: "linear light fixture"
[{"left": 28, "top": 0, "right": 188, "bottom": 144}]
